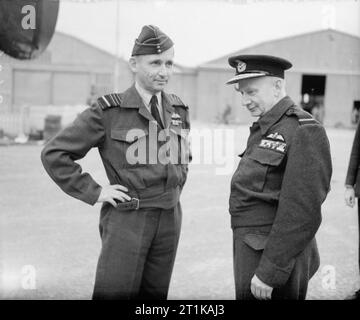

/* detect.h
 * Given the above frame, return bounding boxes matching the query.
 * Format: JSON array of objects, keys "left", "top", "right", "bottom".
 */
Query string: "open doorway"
[
  {"left": 351, "top": 101, "right": 360, "bottom": 125},
  {"left": 301, "top": 74, "right": 326, "bottom": 123}
]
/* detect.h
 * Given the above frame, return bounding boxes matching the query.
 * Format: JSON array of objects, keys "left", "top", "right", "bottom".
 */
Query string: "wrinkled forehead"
[
  {"left": 236, "top": 76, "right": 280, "bottom": 91},
  {"left": 136, "top": 46, "right": 174, "bottom": 62},
  {"left": 236, "top": 76, "right": 267, "bottom": 91}
]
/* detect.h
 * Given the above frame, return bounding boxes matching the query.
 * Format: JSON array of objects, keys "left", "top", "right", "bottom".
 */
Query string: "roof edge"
[
  {"left": 199, "top": 28, "right": 360, "bottom": 68},
  {"left": 54, "top": 31, "right": 127, "bottom": 62}
]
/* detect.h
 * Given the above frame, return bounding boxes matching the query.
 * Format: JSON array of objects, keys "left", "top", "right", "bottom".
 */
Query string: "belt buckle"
[{"left": 132, "top": 197, "right": 140, "bottom": 210}]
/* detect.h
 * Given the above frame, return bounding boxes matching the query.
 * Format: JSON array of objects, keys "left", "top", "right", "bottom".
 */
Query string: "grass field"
[{"left": 0, "top": 122, "right": 359, "bottom": 300}]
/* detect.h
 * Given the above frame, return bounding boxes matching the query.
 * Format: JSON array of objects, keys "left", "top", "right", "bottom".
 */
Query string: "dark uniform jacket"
[
  {"left": 229, "top": 96, "right": 332, "bottom": 287},
  {"left": 345, "top": 120, "right": 360, "bottom": 196},
  {"left": 41, "top": 85, "right": 190, "bottom": 209}
]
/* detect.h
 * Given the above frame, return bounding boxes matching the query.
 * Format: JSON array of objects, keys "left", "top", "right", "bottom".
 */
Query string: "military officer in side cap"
[
  {"left": 41, "top": 25, "right": 191, "bottom": 299},
  {"left": 226, "top": 55, "right": 332, "bottom": 299}
]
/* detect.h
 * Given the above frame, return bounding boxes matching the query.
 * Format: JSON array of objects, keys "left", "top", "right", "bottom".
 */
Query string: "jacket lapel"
[
  {"left": 138, "top": 104, "right": 153, "bottom": 123},
  {"left": 122, "top": 85, "right": 153, "bottom": 123}
]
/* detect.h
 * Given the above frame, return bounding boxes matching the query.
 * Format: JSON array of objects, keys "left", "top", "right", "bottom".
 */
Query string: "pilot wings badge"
[{"left": 171, "top": 112, "right": 182, "bottom": 126}]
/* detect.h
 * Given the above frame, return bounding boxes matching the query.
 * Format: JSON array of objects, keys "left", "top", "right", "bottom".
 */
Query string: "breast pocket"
[
  {"left": 156, "top": 128, "right": 189, "bottom": 165},
  {"left": 240, "top": 146, "right": 285, "bottom": 192},
  {"left": 110, "top": 128, "right": 149, "bottom": 168}
]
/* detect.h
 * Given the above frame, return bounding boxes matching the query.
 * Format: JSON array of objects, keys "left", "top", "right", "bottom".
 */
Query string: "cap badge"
[{"left": 236, "top": 61, "right": 247, "bottom": 73}]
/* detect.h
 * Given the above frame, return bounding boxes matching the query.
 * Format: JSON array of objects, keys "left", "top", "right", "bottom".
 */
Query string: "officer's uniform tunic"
[
  {"left": 41, "top": 85, "right": 190, "bottom": 299},
  {"left": 230, "top": 96, "right": 332, "bottom": 299}
]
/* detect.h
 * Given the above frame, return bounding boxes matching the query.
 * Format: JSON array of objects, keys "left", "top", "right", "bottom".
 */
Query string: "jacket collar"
[
  {"left": 134, "top": 81, "right": 162, "bottom": 110},
  {"left": 121, "top": 84, "right": 175, "bottom": 128},
  {"left": 121, "top": 84, "right": 146, "bottom": 109},
  {"left": 258, "top": 96, "right": 295, "bottom": 135}
]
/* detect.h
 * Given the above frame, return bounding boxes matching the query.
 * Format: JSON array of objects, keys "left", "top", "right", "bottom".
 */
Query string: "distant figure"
[
  {"left": 222, "top": 104, "right": 232, "bottom": 124},
  {"left": 351, "top": 108, "right": 359, "bottom": 126},
  {"left": 344, "top": 119, "right": 360, "bottom": 300},
  {"left": 311, "top": 104, "right": 325, "bottom": 124},
  {"left": 86, "top": 85, "right": 98, "bottom": 108}
]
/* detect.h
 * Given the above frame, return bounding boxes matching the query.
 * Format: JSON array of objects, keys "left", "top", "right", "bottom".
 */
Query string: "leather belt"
[
  {"left": 115, "top": 187, "right": 180, "bottom": 211},
  {"left": 116, "top": 197, "right": 140, "bottom": 210}
]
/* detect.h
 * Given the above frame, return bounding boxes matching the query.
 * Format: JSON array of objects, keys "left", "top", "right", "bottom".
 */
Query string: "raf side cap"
[
  {"left": 226, "top": 54, "right": 292, "bottom": 85},
  {"left": 131, "top": 25, "right": 174, "bottom": 56}
]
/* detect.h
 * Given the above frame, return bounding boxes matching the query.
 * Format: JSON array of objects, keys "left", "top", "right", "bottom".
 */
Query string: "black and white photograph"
[{"left": 0, "top": 0, "right": 359, "bottom": 310}]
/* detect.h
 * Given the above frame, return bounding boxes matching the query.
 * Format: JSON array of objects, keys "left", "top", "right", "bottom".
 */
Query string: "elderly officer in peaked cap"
[
  {"left": 41, "top": 25, "right": 191, "bottom": 300},
  {"left": 226, "top": 55, "right": 332, "bottom": 300}
]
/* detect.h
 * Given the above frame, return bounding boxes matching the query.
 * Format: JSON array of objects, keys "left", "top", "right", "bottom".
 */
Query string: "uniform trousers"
[
  {"left": 92, "top": 202, "right": 182, "bottom": 300},
  {"left": 233, "top": 226, "right": 319, "bottom": 300}
]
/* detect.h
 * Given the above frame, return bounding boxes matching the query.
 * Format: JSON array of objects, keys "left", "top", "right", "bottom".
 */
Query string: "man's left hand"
[{"left": 251, "top": 275, "right": 273, "bottom": 300}]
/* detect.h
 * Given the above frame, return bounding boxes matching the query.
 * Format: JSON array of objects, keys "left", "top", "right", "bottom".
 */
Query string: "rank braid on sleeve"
[{"left": 97, "top": 93, "right": 124, "bottom": 110}]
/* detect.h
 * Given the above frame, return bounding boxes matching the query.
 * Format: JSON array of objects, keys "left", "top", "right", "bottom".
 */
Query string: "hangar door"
[
  {"left": 53, "top": 72, "right": 90, "bottom": 105},
  {"left": 13, "top": 70, "right": 52, "bottom": 107},
  {"left": 13, "top": 70, "right": 91, "bottom": 107},
  {"left": 301, "top": 74, "right": 326, "bottom": 123}
]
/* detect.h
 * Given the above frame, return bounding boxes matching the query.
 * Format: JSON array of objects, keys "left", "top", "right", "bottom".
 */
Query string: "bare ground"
[{"left": 0, "top": 123, "right": 358, "bottom": 299}]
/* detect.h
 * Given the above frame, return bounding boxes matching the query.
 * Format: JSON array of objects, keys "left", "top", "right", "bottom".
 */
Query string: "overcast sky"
[{"left": 55, "top": 0, "right": 360, "bottom": 67}]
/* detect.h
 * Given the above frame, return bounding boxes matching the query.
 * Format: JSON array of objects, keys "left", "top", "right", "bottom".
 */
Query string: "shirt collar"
[
  {"left": 258, "top": 96, "right": 295, "bottom": 135},
  {"left": 135, "top": 82, "right": 162, "bottom": 109}
]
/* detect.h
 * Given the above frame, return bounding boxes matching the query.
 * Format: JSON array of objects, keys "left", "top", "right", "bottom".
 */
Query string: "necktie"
[{"left": 150, "top": 95, "right": 164, "bottom": 128}]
